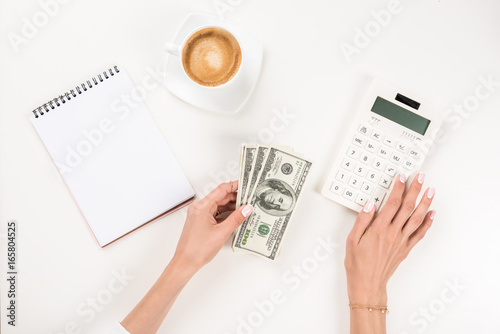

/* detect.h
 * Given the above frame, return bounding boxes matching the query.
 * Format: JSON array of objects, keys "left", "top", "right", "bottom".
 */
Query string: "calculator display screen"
[{"left": 371, "top": 97, "right": 431, "bottom": 135}]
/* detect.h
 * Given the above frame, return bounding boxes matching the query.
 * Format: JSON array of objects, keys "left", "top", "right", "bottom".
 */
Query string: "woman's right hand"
[{"left": 344, "top": 173, "right": 436, "bottom": 305}]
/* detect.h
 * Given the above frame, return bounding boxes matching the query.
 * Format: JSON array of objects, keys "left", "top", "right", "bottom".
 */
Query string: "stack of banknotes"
[{"left": 232, "top": 145, "right": 313, "bottom": 260}]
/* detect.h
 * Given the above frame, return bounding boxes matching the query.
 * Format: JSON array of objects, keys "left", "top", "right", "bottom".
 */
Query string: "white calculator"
[{"left": 321, "top": 79, "right": 445, "bottom": 212}]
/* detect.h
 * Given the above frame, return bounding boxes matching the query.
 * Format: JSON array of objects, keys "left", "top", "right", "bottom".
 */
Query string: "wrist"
[
  {"left": 167, "top": 256, "right": 200, "bottom": 282},
  {"left": 348, "top": 286, "right": 388, "bottom": 305}
]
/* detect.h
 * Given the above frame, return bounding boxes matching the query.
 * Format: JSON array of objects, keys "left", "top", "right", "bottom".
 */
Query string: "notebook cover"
[{"left": 30, "top": 66, "right": 195, "bottom": 247}]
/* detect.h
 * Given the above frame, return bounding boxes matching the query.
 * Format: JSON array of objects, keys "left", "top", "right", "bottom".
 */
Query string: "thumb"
[
  {"left": 350, "top": 200, "right": 376, "bottom": 242},
  {"left": 222, "top": 204, "right": 254, "bottom": 233}
]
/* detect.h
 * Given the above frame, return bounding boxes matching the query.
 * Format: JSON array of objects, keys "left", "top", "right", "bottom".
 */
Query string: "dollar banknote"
[
  {"left": 236, "top": 145, "right": 256, "bottom": 208},
  {"left": 233, "top": 145, "right": 312, "bottom": 260},
  {"left": 242, "top": 145, "right": 269, "bottom": 205}
]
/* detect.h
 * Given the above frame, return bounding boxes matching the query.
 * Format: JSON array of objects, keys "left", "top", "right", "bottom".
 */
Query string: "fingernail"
[
  {"left": 427, "top": 187, "right": 435, "bottom": 199},
  {"left": 241, "top": 204, "right": 254, "bottom": 218},
  {"left": 400, "top": 173, "right": 407, "bottom": 183},
  {"left": 363, "top": 200, "right": 374, "bottom": 213},
  {"left": 430, "top": 210, "right": 436, "bottom": 220},
  {"left": 418, "top": 172, "right": 425, "bottom": 184}
]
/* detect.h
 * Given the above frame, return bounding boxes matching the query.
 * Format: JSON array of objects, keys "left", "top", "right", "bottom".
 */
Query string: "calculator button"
[
  {"left": 361, "top": 182, "right": 374, "bottom": 195},
  {"left": 370, "top": 130, "right": 382, "bottom": 141},
  {"left": 408, "top": 148, "right": 420, "bottom": 160},
  {"left": 358, "top": 124, "right": 371, "bottom": 136},
  {"left": 377, "top": 147, "right": 391, "bottom": 159},
  {"left": 330, "top": 182, "right": 344, "bottom": 195},
  {"left": 366, "top": 170, "right": 380, "bottom": 183},
  {"left": 336, "top": 170, "right": 349, "bottom": 183},
  {"left": 372, "top": 157, "right": 385, "bottom": 171},
  {"left": 343, "top": 188, "right": 357, "bottom": 200},
  {"left": 384, "top": 164, "right": 397, "bottom": 176},
  {"left": 390, "top": 152, "right": 404, "bottom": 165},
  {"left": 383, "top": 136, "right": 396, "bottom": 147},
  {"left": 403, "top": 159, "right": 415, "bottom": 171},
  {"left": 365, "top": 141, "right": 378, "bottom": 153},
  {"left": 359, "top": 153, "right": 374, "bottom": 166},
  {"left": 372, "top": 188, "right": 387, "bottom": 210},
  {"left": 379, "top": 175, "right": 392, "bottom": 189},
  {"left": 341, "top": 158, "right": 355, "bottom": 171},
  {"left": 346, "top": 146, "right": 361, "bottom": 160},
  {"left": 353, "top": 134, "right": 366, "bottom": 147},
  {"left": 355, "top": 193, "right": 369, "bottom": 206},
  {"left": 354, "top": 165, "right": 368, "bottom": 177},
  {"left": 396, "top": 142, "right": 408, "bottom": 153},
  {"left": 348, "top": 175, "right": 362, "bottom": 189}
]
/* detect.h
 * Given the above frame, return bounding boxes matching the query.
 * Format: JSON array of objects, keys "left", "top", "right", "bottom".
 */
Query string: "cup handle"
[{"left": 165, "top": 43, "right": 182, "bottom": 57}]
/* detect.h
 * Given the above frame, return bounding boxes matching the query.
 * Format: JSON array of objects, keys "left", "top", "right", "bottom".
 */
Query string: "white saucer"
[{"left": 163, "top": 13, "right": 263, "bottom": 114}]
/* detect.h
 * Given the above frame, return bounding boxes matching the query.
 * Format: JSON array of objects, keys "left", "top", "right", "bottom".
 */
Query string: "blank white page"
[{"left": 30, "top": 66, "right": 194, "bottom": 247}]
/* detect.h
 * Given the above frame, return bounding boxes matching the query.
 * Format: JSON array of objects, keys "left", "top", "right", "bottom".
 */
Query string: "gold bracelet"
[{"left": 348, "top": 303, "right": 389, "bottom": 314}]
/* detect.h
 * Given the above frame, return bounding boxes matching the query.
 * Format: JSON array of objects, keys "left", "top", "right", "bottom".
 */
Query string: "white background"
[{"left": 1, "top": 0, "right": 500, "bottom": 333}]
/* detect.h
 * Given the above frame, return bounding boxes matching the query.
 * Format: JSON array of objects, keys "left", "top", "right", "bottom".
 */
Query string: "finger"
[
  {"left": 376, "top": 174, "right": 407, "bottom": 224},
  {"left": 349, "top": 200, "right": 376, "bottom": 242},
  {"left": 402, "top": 187, "right": 435, "bottom": 237},
  {"left": 392, "top": 173, "right": 425, "bottom": 228},
  {"left": 215, "top": 192, "right": 237, "bottom": 207},
  {"left": 220, "top": 204, "right": 254, "bottom": 235},
  {"left": 201, "top": 182, "right": 238, "bottom": 214},
  {"left": 209, "top": 192, "right": 237, "bottom": 216},
  {"left": 407, "top": 210, "right": 436, "bottom": 249},
  {"left": 216, "top": 201, "right": 237, "bottom": 215},
  {"left": 202, "top": 180, "right": 238, "bottom": 204}
]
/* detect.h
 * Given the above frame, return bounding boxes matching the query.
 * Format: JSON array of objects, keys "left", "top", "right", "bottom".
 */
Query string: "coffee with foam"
[{"left": 182, "top": 27, "right": 242, "bottom": 87}]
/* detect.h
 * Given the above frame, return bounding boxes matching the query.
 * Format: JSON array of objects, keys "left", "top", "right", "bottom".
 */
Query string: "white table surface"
[{"left": 1, "top": 0, "right": 500, "bottom": 333}]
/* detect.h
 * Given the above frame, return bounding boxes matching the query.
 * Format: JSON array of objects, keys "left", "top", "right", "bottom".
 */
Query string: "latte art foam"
[{"left": 182, "top": 27, "right": 242, "bottom": 87}]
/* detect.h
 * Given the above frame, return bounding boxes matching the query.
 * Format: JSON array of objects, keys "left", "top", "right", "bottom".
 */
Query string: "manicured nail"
[
  {"left": 363, "top": 200, "right": 374, "bottom": 213},
  {"left": 427, "top": 187, "right": 435, "bottom": 199},
  {"left": 400, "top": 173, "right": 407, "bottom": 183},
  {"left": 430, "top": 210, "right": 436, "bottom": 220},
  {"left": 418, "top": 172, "right": 425, "bottom": 184},
  {"left": 241, "top": 204, "right": 254, "bottom": 218}
]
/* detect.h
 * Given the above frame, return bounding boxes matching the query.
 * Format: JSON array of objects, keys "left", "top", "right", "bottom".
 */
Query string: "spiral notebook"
[{"left": 30, "top": 66, "right": 195, "bottom": 247}]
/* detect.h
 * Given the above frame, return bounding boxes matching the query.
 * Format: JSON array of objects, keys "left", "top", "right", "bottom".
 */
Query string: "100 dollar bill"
[
  {"left": 242, "top": 145, "right": 269, "bottom": 205},
  {"left": 233, "top": 147, "right": 312, "bottom": 260},
  {"left": 236, "top": 145, "right": 256, "bottom": 208}
]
